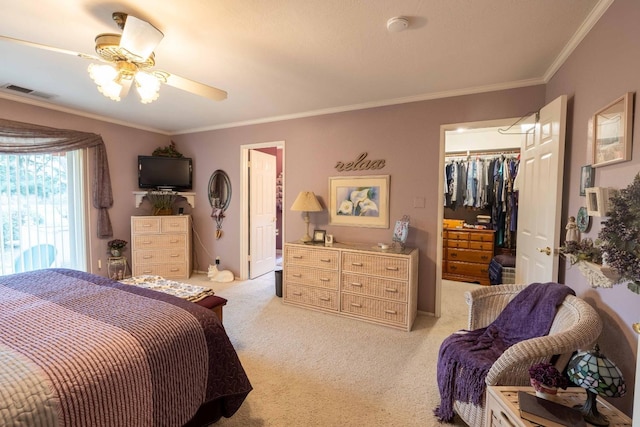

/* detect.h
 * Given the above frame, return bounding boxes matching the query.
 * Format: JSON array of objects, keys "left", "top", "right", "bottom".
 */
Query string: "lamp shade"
[
  {"left": 567, "top": 345, "right": 626, "bottom": 398},
  {"left": 291, "top": 191, "right": 322, "bottom": 212},
  {"left": 567, "top": 344, "right": 625, "bottom": 426}
]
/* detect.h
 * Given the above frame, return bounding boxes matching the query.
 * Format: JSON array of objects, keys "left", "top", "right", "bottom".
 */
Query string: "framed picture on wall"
[
  {"left": 579, "top": 165, "right": 594, "bottom": 196},
  {"left": 328, "top": 175, "right": 389, "bottom": 228},
  {"left": 592, "top": 92, "right": 634, "bottom": 167}
]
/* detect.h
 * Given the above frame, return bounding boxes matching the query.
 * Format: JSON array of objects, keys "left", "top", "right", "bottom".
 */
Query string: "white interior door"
[
  {"left": 515, "top": 95, "right": 567, "bottom": 284},
  {"left": 249, "top": 149, "right": 277, "bottom": 278}
]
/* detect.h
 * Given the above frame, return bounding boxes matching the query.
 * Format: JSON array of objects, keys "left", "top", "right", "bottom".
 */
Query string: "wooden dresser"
[
  {"left": 283, "top": 242, "right": 419, "bottom": 331},
  {"left": 442, "top": 228, "right": 494, "bottom": 285},
  {"left": 131, "top": 215, "right": 192, "bottom": 279}
]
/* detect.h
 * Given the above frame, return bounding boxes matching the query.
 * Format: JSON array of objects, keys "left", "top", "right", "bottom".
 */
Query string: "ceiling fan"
[{"left": 0, "top": 12, "right": 227, "bottom": 104}]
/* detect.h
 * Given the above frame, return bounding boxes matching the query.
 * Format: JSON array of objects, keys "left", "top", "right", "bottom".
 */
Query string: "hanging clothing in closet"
[
  {"left": 444, "top": 153, "right": 520, "bottom": 249},
  {"left": 490, "top": 155, "right": 519, "bottom": 249}
]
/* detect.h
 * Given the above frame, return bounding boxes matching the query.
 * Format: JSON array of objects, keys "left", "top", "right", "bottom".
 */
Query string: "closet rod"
[{"left": 445, "top": 148, "right": 520, "bottom": 157}]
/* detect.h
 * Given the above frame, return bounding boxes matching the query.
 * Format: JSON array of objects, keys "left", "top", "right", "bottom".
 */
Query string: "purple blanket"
[
  {"left": 0, "top": 268, "right": 252, "bottom": 426},
  {"left": 434, "top": 282, "right": 575, "bottom": 422}
]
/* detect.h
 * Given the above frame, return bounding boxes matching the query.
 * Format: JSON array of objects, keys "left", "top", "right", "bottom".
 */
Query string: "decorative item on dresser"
[
  {"left": 290, "top": 191, "right": 324, "bottom": 242},
  {"left": 283, "top": 241, "right": 418, "bottom": 331},
  {"left": 442, "top": 227, "right": 495, "bottom": 285},
  {"left": 131, "top": 215, "right": 192, "bottom": 279}
]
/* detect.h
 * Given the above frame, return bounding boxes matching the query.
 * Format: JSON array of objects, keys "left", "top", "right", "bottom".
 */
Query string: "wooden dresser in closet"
[{"left": 442, "top": 228, "right": 495, "bottom": 286}]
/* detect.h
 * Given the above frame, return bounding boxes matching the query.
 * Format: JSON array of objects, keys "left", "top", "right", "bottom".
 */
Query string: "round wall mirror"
[{"left": 208, "top": 170, "right": 231, "bottom": 210}]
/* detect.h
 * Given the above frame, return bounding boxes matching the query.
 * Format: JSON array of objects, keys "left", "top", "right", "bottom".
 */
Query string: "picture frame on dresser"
[
  {"left": 312, "top": 229, "right": 326, "bottom": 243},
  {"left": 328, "top": 175, "right": 389, "bottom": 228}
]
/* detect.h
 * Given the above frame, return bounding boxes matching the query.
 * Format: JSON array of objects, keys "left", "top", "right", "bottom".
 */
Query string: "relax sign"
[{"left": 335, "top": 152, "right": 385, "bottom": 172}]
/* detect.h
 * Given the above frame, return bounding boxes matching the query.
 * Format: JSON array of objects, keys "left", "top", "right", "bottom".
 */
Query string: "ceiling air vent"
[{"left": 1, "top": 84, "right": 55, "bottom": 99}]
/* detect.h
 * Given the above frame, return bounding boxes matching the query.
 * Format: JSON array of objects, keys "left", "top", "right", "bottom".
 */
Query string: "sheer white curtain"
[{"left": 0, "top": 118, "right": 112, "bottom": 274}]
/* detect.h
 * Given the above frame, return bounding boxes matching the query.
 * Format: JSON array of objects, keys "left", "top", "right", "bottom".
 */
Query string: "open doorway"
[
  {"left": 435, "top": 117, "right": 521, "bottom": 317},
  {"left": 239, "top": 141, "right": 285, "bottom": 280}
]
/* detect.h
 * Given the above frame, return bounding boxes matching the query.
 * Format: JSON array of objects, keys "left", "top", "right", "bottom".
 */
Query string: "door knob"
[
  {"left": 633, "top": 323, "right": 640, "bottom": 334},
  {"left": 537, "top": 247, "right": 551, "bottom": 256}
]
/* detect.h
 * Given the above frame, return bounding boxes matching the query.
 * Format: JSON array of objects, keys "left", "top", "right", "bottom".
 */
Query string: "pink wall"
[
  {"left": 546, "top": 0, "right": 640, "bottom": 415},
  {"left": 173, "top": 86, "right": 546, "bottom": 310}
]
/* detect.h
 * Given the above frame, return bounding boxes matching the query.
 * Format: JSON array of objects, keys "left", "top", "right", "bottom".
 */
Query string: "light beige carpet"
[{"left": 184, "top": 273, "right": 475, "bottom": 426}]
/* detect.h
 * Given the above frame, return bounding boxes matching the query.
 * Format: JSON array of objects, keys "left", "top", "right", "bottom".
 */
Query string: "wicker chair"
[{"left": 452, "top": 284, "right": 603, "bottom": 427}]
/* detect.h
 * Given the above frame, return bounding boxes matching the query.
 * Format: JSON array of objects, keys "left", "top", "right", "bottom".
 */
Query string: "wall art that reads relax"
[{"left": 335, "top": 152, "right": 385, "bottom": 172}]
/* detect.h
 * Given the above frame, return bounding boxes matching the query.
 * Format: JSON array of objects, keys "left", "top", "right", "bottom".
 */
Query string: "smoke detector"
[{"left": 387, "top": 16, "right": 409, "bottom": 33}]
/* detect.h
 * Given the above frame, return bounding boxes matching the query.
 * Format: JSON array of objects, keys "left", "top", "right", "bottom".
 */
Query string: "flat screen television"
[{"left": 138, "top": 155, "right": 193, "bottom": 191}]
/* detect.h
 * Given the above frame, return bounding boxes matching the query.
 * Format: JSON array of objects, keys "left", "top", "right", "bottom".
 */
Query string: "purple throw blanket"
[{"left": 434, "top": 282, "right": 575, "bottom": 422}]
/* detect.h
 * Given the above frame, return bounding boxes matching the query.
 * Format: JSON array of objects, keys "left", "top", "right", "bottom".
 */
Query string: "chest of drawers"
[
  {"left": 442, "top": 228, "right": 494, "bottom": 285},
  {"left": 131, "top": 215, "right": 192, "bottom": 279},
  {"left": 283, "top": 242, "right": 419, "bottom": 331}
]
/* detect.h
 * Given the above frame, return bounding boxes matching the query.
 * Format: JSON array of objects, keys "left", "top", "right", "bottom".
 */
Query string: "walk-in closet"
[{"left": 442, "top": 126, "right": 521, "bottom": 286}]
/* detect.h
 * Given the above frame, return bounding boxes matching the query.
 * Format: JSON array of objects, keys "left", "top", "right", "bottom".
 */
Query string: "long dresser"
[
  {"left": 131, "top": 215, "right": 192, "bottom": 279},
  {"left": 442, "top": 227, "right": 494, "bottom": 285},
  {"left": 283, "top": 241, "right": 419, "bottom": 331}
]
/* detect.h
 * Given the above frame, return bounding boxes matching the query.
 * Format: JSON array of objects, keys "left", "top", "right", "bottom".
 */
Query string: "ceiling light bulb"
[
  {"left": 135, "top": 71, "right": 161, "bottom": 104},
  {"left": 387, "top": 16, "right": 409, "bottom": 33},
  {"left": 88, "top": 63, "right": 118, "bottom": 86},
  {"left": 98, "top": 80, "right": 123, "bottom": 101}
]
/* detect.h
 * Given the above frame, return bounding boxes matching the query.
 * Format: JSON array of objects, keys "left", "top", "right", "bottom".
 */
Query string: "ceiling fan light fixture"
[
  {"left": 88, "top": 63, "right": 123, "bottom": 101},
  {"left": 135, "top": 71, "right": 161, "bottom": 104}
]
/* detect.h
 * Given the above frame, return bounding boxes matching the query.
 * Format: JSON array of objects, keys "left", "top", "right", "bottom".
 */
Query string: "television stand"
[{"left": 133, "top": 191, "right": 196, "bottom": 208}]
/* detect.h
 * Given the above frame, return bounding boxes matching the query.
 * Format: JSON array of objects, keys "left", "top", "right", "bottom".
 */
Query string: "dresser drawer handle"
[
  {"left": 143, "top": 255, "right": 152, "bottom": 259},
  {"left": 293, "top": 291, "right": 302, "bottom": 296},
  {"left": 169, "top": 268, "right": 179, "bottom": 272},
  {"left": 292, "top": 255, "right": 303, "bottom": 259},
  {"left": 385, "top": 266, "right": 399, "bottom": 271},
  {"left": 450, "top": 265, "right": 457, "bottom": 271},
  {"left": 319, "top": 297, "right": 331, "bottom": 302},
  {"left": 319, "top": 278, "right": 330, "bottom": 282},
  {"left": 481, "top": 255, "right": 489, "bottom": 260},
  {"left": 384, "top": 309, "right": 397, "bottom": 315},
  {"left": 170, "top": 254, "right": 180, "bottom": 258},
  {"left": 450, "top": 253, "right": 458, "bottom": 258},
  {"left": 169, "top": 239, "right": 179, "bottom": 244},
  {"left": 292, "top": 273, "right": 302, "bottom": 278},
  {"left": 350, "top": 282, "right": 363, "bottom": 287},
  {"left": 320, "top": 258, "right": 331, "bottom": 263},
  {"left": 481, "top": 269, "right": 488, "bottom": 274},
  {"left": 351, "top": 262, "right": 363, "bottom": 267},
  {"left": 350, "top": 303, "right": 362, "bottom": 308},
  {"left": 142, "top": 224, "right": 152, "bottom": 227},
  {"left": 141, "top": 241, "right": 152, "bottom": 245},
  {"left": 385, "top": 288, "right": 398, "bottom": 293},
  {"left": 142, "top": 269, "right": 153, "bottom": 274}
]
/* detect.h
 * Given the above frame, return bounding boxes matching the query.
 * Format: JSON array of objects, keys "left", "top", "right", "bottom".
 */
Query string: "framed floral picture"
[{"left": 328, "top": 175, "right": 389, "bottom": 228}]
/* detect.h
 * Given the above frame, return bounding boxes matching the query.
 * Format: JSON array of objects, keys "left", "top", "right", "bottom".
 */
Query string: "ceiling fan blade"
[
  {"left": 162, "top": 72, "right": 228, "bottom": 101},
  {"left": 120, "top": 15, "right": 164, "bottom": 62},
  {"left": 0, "top": 35, "right": 100, "bottom": 61}
]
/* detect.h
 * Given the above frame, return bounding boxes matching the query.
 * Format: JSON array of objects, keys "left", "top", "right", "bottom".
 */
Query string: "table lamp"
[
  {"left": 566, "top": 344, "right": 626, "bottom": 426},
  {"left": 290, "top": 191, "right": 323, "bottom": 242}
]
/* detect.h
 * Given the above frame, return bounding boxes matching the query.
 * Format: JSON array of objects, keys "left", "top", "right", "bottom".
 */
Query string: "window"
[{"left": 0, "top": 150, "right": 86, "bottom": 274}]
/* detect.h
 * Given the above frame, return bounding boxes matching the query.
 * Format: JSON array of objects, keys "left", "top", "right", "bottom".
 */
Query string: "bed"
[{"left": 0, "top": 268, "right": 251, "bottom": 426}]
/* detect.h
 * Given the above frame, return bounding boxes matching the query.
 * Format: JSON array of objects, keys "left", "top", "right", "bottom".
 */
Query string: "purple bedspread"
[{"left": 0, "top": 268, "right": 251, "bottom": 426}]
